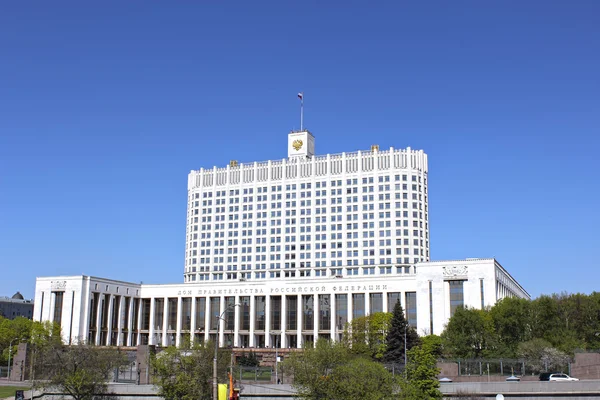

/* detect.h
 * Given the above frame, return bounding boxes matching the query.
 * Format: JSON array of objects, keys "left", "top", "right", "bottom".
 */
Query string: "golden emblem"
[{"left": 292, "top": 139, "right": 303, "bottom": 151}]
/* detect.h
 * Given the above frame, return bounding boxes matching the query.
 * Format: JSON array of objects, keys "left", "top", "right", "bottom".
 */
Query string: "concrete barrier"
[{"left": 30, "top": 379, "right": 600, "bottom": 400}]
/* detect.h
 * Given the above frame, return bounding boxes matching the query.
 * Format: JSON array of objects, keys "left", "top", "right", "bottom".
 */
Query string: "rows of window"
[
  {"left": 186, "top": 264, "right": 416, "bottom": 281},
  {"left": 185, "top": 173, "right": 428, "bottom": 281}
]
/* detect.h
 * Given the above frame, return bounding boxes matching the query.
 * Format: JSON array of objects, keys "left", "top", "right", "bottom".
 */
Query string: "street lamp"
[
  {"left": 404, "top": 324, "right": 407, "bottom": 378},
  {"left": 213, "top": 303, "right": 240, "bottom": 400},
  {"left": 7, "top": 338, "right": 20, "bottom": 380}
]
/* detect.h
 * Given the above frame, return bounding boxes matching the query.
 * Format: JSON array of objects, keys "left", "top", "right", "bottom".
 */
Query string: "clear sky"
[{"left": 1, "top": 1, "right": 598, "bottom": 300}]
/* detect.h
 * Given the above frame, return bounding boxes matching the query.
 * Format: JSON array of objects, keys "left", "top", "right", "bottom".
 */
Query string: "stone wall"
[
  {"left": 571, "top": 352, "right": 600, "bottom": 380},
  {"left": 136, "top": 345, "right": 156, "bottom": 385},
  {"left": 10, "top": 343, "right": 29, "bottom": 381}
]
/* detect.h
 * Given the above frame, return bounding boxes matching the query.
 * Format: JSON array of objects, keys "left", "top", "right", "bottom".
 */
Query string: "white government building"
[{"left": 33, "top": 130, "right": 529, "bottom": 348}]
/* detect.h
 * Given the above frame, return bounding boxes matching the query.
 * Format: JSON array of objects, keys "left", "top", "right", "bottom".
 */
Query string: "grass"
[
  {"left": 0, "top": 386, "right": 30, "bottom": 399},
  {"left": 239, "top": 369, "right": 273, "bottom": 381}
]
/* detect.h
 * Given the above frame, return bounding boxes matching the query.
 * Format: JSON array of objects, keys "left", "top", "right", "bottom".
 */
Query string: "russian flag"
[{"left": 298, "top": 92, "right": 303, "bottom": 100}]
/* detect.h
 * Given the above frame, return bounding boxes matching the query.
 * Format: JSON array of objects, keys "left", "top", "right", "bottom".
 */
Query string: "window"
[
  {"left": 428, "top": 281, "right": 434, "bottom": 334},
  {"left": 387, "top": 292, "right": 401, "bottom": 311},
  {"left": 480, "top": 279, "right": 485, "bottom": 309},
  {"left": 369, "top": 293, "right": 383, "bottom": 314},
  {"left": 405, "top": 292, "right": 417, "bottom": 327},
  {"left": 352, "top": 294, "right": 365, "bottom": 319},
  {"left": 52, "top": 292, "right": 64, "bottom": 326},
  {"left": 449, "top": 280, "right": 465, "bottom": 317}
]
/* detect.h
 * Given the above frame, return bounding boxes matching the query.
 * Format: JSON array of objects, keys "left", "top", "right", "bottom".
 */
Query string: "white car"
[{"left": 548, "top": 373, "right": 579, "bottom": 382}]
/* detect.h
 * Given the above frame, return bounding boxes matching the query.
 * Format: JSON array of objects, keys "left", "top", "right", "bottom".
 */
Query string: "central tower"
[{"left": 287, "top": 130, "right": 315, "bottom": 158}]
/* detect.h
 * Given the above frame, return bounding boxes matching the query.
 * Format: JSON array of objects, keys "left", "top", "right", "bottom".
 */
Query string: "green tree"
[
  {"left": 344, "top": 312, "right": 392, "bottom": 360},
  {"left": 152, "top": 342, "right": 230, "bottom": 400},
  {"left": 34, "top": 341, "right": 128, "bottom": 400},
  {"left": 238, "top": 350, "right": 260, "bottom": 366},
  {"left": 344, "top": 315, "right": 370, "bottom": 357},
  {"left": 283, "top": 339, "right": 351, "bottom": 399},
  {"left": 438, "top": 291, "right": 600, "bottom": 361},
  {"left": 383, "top": 300, "right": 419, "bottom": 364},
  {"left": 0, "top": 317, "right": 60, "bottom": 365},
  {"left": 420, "top": 335, "right": 443, "bottom": 358},
  {"left": 579, "top": 292, "right": 600, "bottom": 348},
  {"left": 489, "top": 297, "right": 532, "bottom": 357},
  {"left": 326, "top": 357, "right": 397, "bottom": 400},
  {"left": 405, "top": 345, "right": 442, "bottom": 400},
  {"left": 368, "top": 312, "right": 393, "bottom": 360},
  {"left": 441, "top": 307, "right": 497, "bottom": 359},
  {"left": 283, "top": 339, "right": 397, "bottom": 399},
  {"left": 396, "top": 378, "right": 428, "bottom": 400}
]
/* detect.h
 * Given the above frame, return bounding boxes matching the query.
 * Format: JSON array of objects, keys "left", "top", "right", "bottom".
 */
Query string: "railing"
[
  {"left": 233, "top": 366, "right": 282, "bottom": 383},
  {"left": 440, "top": 358, "right": 572, "bottom": 377},
  {"left": 113, "top": 361, "right": 138, "bottom": 383}
]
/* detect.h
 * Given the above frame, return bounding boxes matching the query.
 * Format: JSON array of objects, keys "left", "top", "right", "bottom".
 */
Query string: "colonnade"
[{"left": 81, "top": 291, "right": 411, "bottom": 348}]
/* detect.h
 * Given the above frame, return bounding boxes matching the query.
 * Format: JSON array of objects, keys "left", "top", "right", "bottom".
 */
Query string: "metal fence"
[
  {"left": 442, "top": 358, "right": 571, "bottom": 377},
  {"left": 113, "top": 361, "right": 138, "bottom": 383},
  {"left": 233, "top": 366, "right": 281, "bottom": 383},
  {"left": 0, "top": 366, "right": 8, "bottom": 378},
  {"left": 112, "top": 351, "right": 139, "bottom": 383},
  {"left": 383, "top": 362, "right": 406, "bottom": 377}
]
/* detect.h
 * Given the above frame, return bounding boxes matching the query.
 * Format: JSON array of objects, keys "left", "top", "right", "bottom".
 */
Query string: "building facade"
[
  {"left": 32, "top": 130, "right": 529, "bottom": 347},
  {"left": 184, "top": 131, "right": 429, "bottom": 283},
  {"left": 34, "top": 258, "right": 527, "bottom": 347},
  {"left": 0, "top": 292, "right": 34, "bottom": 319}
]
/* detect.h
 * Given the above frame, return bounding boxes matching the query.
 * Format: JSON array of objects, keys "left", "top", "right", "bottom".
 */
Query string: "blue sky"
[{"left": 0, "top": 1, "right": 598, "bottom": 300}]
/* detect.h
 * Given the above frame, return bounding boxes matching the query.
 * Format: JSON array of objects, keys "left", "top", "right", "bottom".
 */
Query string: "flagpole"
[{"left": 300, "top": 93, "right": 304, "bottom": 131}]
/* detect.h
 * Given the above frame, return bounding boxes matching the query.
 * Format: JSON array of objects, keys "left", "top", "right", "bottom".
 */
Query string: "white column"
[
  {"left": 382, "top": 292, "right": 388, "bottom": 313},
  {"left": 126, "top": 298, "right": 134, "bottom": 346},
  {"left": 365, "top": 293, "right": 370, "bottom": 317},
  {"left": 296, "top": 294, "right": 302, "bottom": 348},
  {"left": 175, "top": 297, "right": 183, "bottom": 347},
  {"left": 347, "top": 294, "right": 353, "bottom": 325},
  {"left": 162, "top": 297, "right": 169, "bottom": 346},
  {"left": 313, "top": 295, "right": 318, "bottom": 345},
  {"left": 330, "top": 294, "right": 336, "bottom": 341},
  {"left": 136, "top": 298, "right": 143, "bottom": 346},
  {"left": 265, "top": 295, "right": 271, "bottom": 348},
  {"left": 116, "top": 296, "right": 124, "bottom": 346},
  {"left": 49, "top": 292, "right": 56, "bottom": 323},
  {"left": 81, "top": 280, "right": 91, "bottom": 344},
  {"left": 280, "top": 295, "right": 287, "bottom": 348},
  {"left": 95, "top": 294, "right": 103, "bottom": 346},
  {"left": 190, "top": 297, "right": 197, "bottom": 345},
  {"left": 249, "top": 295, "right": 256, "bottom": 347},
  {"left": 234, "top": 296, "right": 240, "bottom": 347},
  {"left": 105, "top": 295, "right": 115, "bottom": 346},
  {"left": 149, "top": 298, "right": 156, "bottom": 345},
  {"left": 218, "top": 296, "right": 225, "bottom": 347}
]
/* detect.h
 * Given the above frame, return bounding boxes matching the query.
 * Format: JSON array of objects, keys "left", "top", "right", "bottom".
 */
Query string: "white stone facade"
[
  {"left": 184, "top": 130, "right": 430, "bottom": 284},
  {"left": 415, "top": 258, "right": 529, "bottom": 336},
  {"left": 33, "top": 258, "right": 528, "bottom": 347}
]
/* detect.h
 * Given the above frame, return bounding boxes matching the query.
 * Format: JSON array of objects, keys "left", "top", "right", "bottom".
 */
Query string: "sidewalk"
[{"left": 0, "top": 378, "right": 31, "bottom": 387}]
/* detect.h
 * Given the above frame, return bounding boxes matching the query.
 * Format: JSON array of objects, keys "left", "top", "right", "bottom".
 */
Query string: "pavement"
[{"left": 0, "top": 378, "right": 31, "bottom": 387}]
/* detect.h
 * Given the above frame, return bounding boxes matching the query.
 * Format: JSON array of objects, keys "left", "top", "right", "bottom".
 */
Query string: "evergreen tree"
[{"left": 383, "top": 300, "right": 419, "bottom": 364}]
